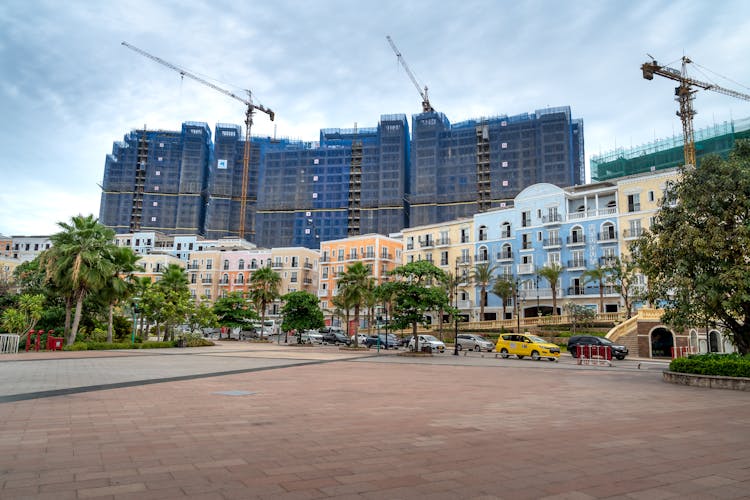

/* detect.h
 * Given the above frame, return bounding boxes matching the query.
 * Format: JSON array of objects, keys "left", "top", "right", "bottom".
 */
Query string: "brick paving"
[{"left": 0, "top": 344, "right": 748, "bottom": 499}]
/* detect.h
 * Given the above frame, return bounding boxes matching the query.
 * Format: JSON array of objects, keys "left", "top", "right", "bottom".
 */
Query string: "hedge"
[
  {"left": 669, "top": 353, "right": 750, "bottom": 378},
  {"left": 64, "top": 340, "right": 178, "bottom": 351}
]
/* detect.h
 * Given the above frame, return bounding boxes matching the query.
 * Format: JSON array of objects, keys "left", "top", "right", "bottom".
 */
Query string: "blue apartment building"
[{"left": 473, "top": 182, "right": 621, "bottom": 320}]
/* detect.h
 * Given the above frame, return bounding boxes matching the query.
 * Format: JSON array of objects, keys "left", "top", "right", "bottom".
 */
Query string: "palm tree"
[
  {"left": 471, "top": 262, "right": 496, "bottom": 321},
  {"left": 337, "top": 262, "right": 373, "bottom": 347},
  {"left": 249, "top": 266, "right": 281, "bottom": 340},
  {"left": 538, "top": 263, "right": 564, "bottom": 316},
  {"left": 102, "top": 246, "right": 141, "bottom": 343},
  {"left": 581, "top": 264, "right": 610, "bottom": 314},
  {"left": 156, "top": 263, "right": 190, "bottom": 341},
  {"left": 48, "top": 215, "right": 116, "bottom": 345},
  {"left": 491, "top": 278, "right": 515, "bottom": 321}
]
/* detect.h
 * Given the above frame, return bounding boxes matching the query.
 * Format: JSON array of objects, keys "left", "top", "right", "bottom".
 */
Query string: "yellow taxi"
[{"left": 495, "top": 333, "right": 560, "bottom": 361}]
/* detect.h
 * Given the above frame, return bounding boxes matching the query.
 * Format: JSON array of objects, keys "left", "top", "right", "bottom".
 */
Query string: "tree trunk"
[
  {"left": 599, "top": 285, "right": 604, "bottom": 314},
  {"left": 480, "top": 287, "right": 486, "bottom": 321},
  {"left": 412, "top": 322, "right": 419, "bottom": 351},
  {"left": 353, "top": 305, "right": 360, "bottom": 346},
  {"left": 437, "top": 307, "right": 444, "bottom": 341},
  {"left": 107, "top": 302, "right": 114, "bottom": 343},
  {"left": 64, "top": 295, "right": 73, "bottom": 337},
  {"left": 68, "top": 294, "right": 84, "bottom": 345}
]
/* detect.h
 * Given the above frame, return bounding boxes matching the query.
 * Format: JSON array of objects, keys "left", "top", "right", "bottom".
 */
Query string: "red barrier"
[
  {"left": 576, "top": 344, "right": 612, "bottom": 366},
  {"left": 46, "top": 333, "right": 63, "bottom": 351},
  {"left": 25, "top": 330, "right": 42, "bottom": 352}
]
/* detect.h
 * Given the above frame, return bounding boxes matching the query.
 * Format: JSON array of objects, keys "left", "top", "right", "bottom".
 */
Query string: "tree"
[
  {"left": 47, "top": 215, "right": 116, "bottom": 345},
  {"left": 156, "top": 264, "right": 190, "bottom": 341},
  {"left": 280, "top": 291, "right": 325, "bottom": 343},
  {"left": 436, "top": 270, "right": 460, "bottom": 341},
  {"left": 186, "top": 300, "right": 219, "bottom": 335},
  {"left": 213, "top": 292, "right": 257, "bottom": 335},
  {"left": 388, "top": 261, "right": 448, "bottom": 352},
  {"left": 336, "top": 262, "right": 373, "bottom": 347},
  {"left": 249, "top": 266, "right": 281, "bottom": 340},
  {"left": 636, "top": 141, "right": 750, "bottom": 354},
  {"left": 537, "top": 264, "right": 564, "bottom": 316},
  {"left": 101, "top": 246, "right": 140, "bottom": 343},
  {"left": 563, "top": 302, "right": 596, "bottom": 335},
  {"left": 471, "top": 262, "right": 496, "bottom": 321},
  {"left": 581, "top": 264, "right": 610, "bottom": 314},
  {"left": 491, "top": 278, "right": 514, "bottom": 321},
  {"left": 607, "top": 256, "right": 640, "bottom": 320},
  {"left": 0, "top": 294, "right": 44, "bottom": 340}
]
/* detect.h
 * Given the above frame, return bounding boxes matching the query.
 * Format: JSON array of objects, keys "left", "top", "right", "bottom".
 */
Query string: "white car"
[
  {"left": 408, "top": 334, "right": 446, "bottom": 353},
  {"left": 300, "top": 330, "right": 323, "bottom": 344},
  {"left": 457, "top": 334, "right": 495, "bottom": 352},
  {"left": 350, "top": 333, "right": 368, "bottom": 345}
]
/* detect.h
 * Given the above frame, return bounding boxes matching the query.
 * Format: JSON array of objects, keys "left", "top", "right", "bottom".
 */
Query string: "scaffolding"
[{"left": 591, "top": 117, "right": 750, "bottom": 181}]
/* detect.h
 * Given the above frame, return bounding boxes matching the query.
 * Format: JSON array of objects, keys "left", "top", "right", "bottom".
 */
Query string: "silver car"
[{"left": 456, "top": 334, "right": 494, "bottom": 352}]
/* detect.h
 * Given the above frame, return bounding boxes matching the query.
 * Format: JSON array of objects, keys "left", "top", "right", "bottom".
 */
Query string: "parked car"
[
  {"left": 457, "top": 334, "right": 495, "bottom": 352},
  {"left": 363, "top": 334, "right": 400, "bottom": 349},
  {"left": 408, "top": 334, "right": 446, "bottom": 353},
  {"left": 495, "top": 333, "right": 560, "bottom": 361},
  {"left": 300, "top": 330, "right": 323, "bottom": 344},
  {"left": 350, "top": 333, "right": 369, "bottom": 345},
  {"left": 321, "top": 331, "right": 351, "bottom": 345},
  {"left": 568, "top": 335, "right": 628, "bottom": 360}
]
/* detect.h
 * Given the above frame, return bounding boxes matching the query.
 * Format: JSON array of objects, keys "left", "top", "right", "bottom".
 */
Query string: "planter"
[{"left": 663, "top": 370, "right": 750, "bottom": 391}]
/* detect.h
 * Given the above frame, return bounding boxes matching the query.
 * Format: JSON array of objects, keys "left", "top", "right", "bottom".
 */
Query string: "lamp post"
[
  {"left": 131, "top": 298, "right": 140, "bottom": 344},
  {"left": 454, "top": 257, "right": 460, "bottom": 356},
  {"left": 535, "top": 274, "right": 540, "bottom": 318}
]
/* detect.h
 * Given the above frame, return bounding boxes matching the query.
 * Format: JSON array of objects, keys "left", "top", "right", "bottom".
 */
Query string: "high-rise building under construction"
[{"left": 100, "top": 107, "right": 583, "bottom": 248}]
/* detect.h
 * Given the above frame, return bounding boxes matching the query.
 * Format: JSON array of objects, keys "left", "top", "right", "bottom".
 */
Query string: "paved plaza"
[{"left": 0, "top": 343, "right": 749, "bottom": 499}]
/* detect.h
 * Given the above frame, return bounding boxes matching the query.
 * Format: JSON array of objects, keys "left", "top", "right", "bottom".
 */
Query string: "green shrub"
[
  {"left": 139, "top": 341, "right": 177, "bottom": 349},
  {"left": 669, "top": 353, "right": 750, "bottom": 378},
  {"left": 64, "top": 342, "right": 89, "bottom": 351}
]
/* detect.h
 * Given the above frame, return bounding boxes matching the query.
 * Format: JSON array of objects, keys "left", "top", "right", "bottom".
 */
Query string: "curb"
[{"left": 662, "top": 370, "right": 750, "bottom": 391}]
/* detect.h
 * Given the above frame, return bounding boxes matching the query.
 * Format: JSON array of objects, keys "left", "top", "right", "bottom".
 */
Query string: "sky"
[{"left": 1, "top": 0, "right": 749, "bottom": 236}]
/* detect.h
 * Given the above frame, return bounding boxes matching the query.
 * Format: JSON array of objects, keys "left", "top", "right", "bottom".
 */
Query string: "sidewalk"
[{"left": 0, "top": 344, "right": 748, "bottom": 499}]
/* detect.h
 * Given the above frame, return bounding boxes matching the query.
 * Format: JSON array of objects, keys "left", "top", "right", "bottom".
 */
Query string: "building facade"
[{"left": 100, "top": 107, "right": 583, "bottom": 249}]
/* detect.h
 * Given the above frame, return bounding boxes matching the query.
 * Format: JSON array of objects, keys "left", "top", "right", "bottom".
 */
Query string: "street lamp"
[
  {"left": 454, "top": 257, "right": 460, "bottom": 356},
  {"left": 535, "top": 275, "right": 541, "bottom": 318},
  {"left": 515, "top": 279, "right": 526, "bottom": 333},
  {"left": 131, "top": 297, "right": 140, "bottom": 344}
]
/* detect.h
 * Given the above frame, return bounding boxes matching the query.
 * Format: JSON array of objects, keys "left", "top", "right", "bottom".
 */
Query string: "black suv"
[
  {"left": 321, "top": 331, "right": 351, "bottom": 346},
  {"left": 568, "top": 335, "right": 628, "bottom": 360},
  {"left": 363, "top": 334, "right": 400, "bottom": 349}
]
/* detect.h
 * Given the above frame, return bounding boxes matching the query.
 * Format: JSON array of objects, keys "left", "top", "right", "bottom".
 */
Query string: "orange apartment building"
[{"left": 318, "top": 233, "right": 403, "bottom": 325}]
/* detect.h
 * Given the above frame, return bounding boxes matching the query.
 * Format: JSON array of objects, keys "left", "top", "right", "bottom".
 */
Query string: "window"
[
  {"left": 500, "top": 222, "right": 511, "bottom": 238},
  {"left": 407, "top": 236, "right": 414, "bottom": 250},
  {"left": 521, "top": 233, "right": 531, "bottom": 250},
  {"left": 627, "top": 193, "right": 641, "bottom": 212},
  {"left": 629, "top": 219, "right": 643, "bottom": 238},
  {"left": 223, "top": 260, "right": 229, "bottom": 270},
  {"left": 648, "top": 191, "right": 655, "bottom": 202},
  {"left": 153, "top": 202, "right": 158, "bottom": 207},
  {"left": 291, "top": 272, "right": 298, "bottom": 283},
  {"left": 150, "top": 217, "right": 156, "bottom": 222},
  {"left": 322, "top": 267, "right": 329, "bottom": 279},
  {"left": 338, "top": 249, "right": 345, "bottom": 261},
  {"left": 239, "top": 259, "right": 245, "bottom": 270},
  {"left": 461, "top": 228, "right": 469, "bottom": 243},
  {"left": 154, "top": 185, "right": 159, "bottom": 191},
  {"left": 478, "top": 225, "right": 487, "bottom": 241},
  {"left": 206, "top": 259, "right": 212, "bottom": 270},
  {"left": 155, "top": 170, "right": 161, "bottom": 175},
  {"left": 521, "top": 211, "right": 531, "bottom": 227},
  {"left": 548, "top": 252, "right": 561, "bottom": 266},
  {"left": 440, "top": 251, "right": 448, "bottom": 266}
]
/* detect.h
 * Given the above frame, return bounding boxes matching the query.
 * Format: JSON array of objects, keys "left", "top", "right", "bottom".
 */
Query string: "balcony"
[
  {"left": 566, "top": 285, "right": 617, "bottom": 296},
  {"left": 597, "top": 231, "right": 618, "bottom": 242},
  {"left": 320, "top": 256, "right": 329, "bottom": 263},
  {"left": 201, "top": 278, "right": 213, "bottom": 284},
  {"left": 567, "top": 259, "right": 587, "bottom": 269},
  {"left": 304, "top": 262, "right": 313, "bottom": 269},
  {"left": 272, "top": 262, "right": 283, "bottom": 269},
  {"left": 457, "top": 256, "right": 472, "bottom": 266},
  {"left": 517, "top": 263, "right": 535, "bottom": 274},
  {"left": 364, "top": 252, "right": 375, "bottom": 259},
  {"left": 187, "top": 264, "right": 200, "bottom": 270},
  {"left": 543, "top": 238, "right": 562, "bottom": 248},
  {"left": 542, "top": 214, "right": 562, "bottom": 224},
  {"left": 599, "top": 256, "right": 618, "bottom": 267},
  {"left": 419, "top": 240, "right": 434, "bottom": 248},
  {"left": 406, "top": 243, "right": 414, "bottom": 250},
  {"left": 303, "top": 278, "right": 313, "bottom": 285},
  {"left": 623, "top": 228, "right": 644, "bottom": 239},
  {"left": 436, "top": 237, "right": 451, "bottom": 246},
  {"left": 499, "top": 231, "right": 512, "bottom": 239},
  {"left": 566, "top": 207, "right": 618, "bottom": 221},
  {"left": 566, "top": 235, "right": 586, "bottom": 246},
  {"left": 474, "top": 254, "right": 489, "bottom": 263},
  {"left": 496, "top": 251, "right": 513, "bottom": 261}
]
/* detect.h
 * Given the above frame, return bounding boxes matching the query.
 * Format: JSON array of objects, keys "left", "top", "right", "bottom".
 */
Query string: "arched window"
[
  {"left": 478, "top": 225, "right": 488, "bottom": 241},
  {"left": 570, "top": 225, "right": 584, "bottom": 243},
  {"left": 499, "top": 243, "right": 512, "bottom": 260},
  {"left": 600, "top": 222, "right": 616, "bottom": 240},
  {"left": 478, "top": 245, "right": 489, "bottom": 262},
  {"left": 500, "top": 222, "right": 511, "bottom": 238},
  {"left": 221, "top": 273, "right": 229, "bottom": 284},
  {"left": 251, "top": 259, "right": 257, "bottom": 269},
  {"left": 239, "top": 259, "right": 245, "bottom": 270},
  {"left": 236, "top": 273, "right": 245, "bottom": 284}
]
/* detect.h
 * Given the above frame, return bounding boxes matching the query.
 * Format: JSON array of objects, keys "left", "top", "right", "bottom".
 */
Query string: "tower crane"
[
  {"left": 386, "top": 35, "right": 434, "bottom": 113},
  {"left": 121, "top": 41, "right": 274, "bottom": 239},
  {"left": 642, "top": 56, "right": 750, "bottom": 167}
]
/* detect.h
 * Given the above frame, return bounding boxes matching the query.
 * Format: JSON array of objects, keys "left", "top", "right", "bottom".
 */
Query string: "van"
[{"left": 495, "top": 333, "right": 560, "bottom": 361}]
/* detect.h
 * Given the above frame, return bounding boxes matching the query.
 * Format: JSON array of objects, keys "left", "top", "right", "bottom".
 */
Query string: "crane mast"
[
  {"left": 642, "top": 56, "right": 750, "bottom": 167},
  {"left": 386, "top": 35, "right": 434, "bottom": 113},
  {"left": 121, "top": 41, "right": 274, "bottom": 239}
]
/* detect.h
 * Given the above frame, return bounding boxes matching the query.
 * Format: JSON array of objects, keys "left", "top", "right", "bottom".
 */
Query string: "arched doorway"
[
  {"left": 650, "top": 327, "right": 674, "bottom": 358},
  {"left": 709, "top": 330, "right": 721, "bottom": 353}
]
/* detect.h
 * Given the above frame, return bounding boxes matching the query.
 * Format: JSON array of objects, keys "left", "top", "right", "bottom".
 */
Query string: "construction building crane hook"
[
  {"left": 642, "top": 55, "right": 750, "bottom": 168},
  {"left": 386, "top": 35, "right": 434, "bottom": 113},
  {"left": 121, "top": 41, "right": 274, "bottom": 239}
]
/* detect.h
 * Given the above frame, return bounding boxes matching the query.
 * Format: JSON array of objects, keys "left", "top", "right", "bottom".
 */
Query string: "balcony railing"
[
  {"left": 566, "top": 235, "right": 586, "bottom": 245},
  {"left": 623, "top": 228, "right": 644, "bottom": 239},
  {"left": 567, "top": 259, "right": 587, "bottom": 269},
  {"left": 496, "top": 251, "right": 513, "bottom": 261},
  {"left": 202, "top": 278, "right": 213, "bottom": 284},
  {"left": 474, "top": 254, "right": 489, "bottom": 263},
  {"left": 457, "top": 256, "right": 472, "bottom": 265},
  {"left": 517, "top": 263, "right": 534, "bottom": 274},
  {"left": 304, "top": 262, "right": 313, "bottom": 269},
  {"left": 499, "top": 231, "right": 512, "bottom": 239},
  {"left": 566, "top": 207, "right": 618, "bottom": 221},
  {"left": 566, "top": 285, "right": 617, "bottom": 296},
  {"left": 437, "top": 237, "right": 451, "bottom": 246},
  {"left": 543, "top": 238, "right": 562, "bottom": 248},
  {"left": 419, "top": 240, "right": 434, "bottom": 248},
  {"left": 599, "top": 256, "right": 618, "bottom": 266},
  {"left": 542, "top": 214, "right": 562, "bottom": 224},
  {"left": 597, "top": 231, "right": 617, "bottom": 242}
]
